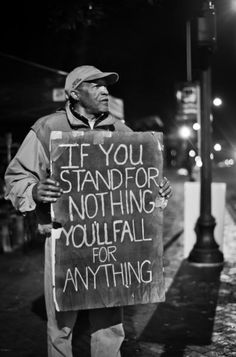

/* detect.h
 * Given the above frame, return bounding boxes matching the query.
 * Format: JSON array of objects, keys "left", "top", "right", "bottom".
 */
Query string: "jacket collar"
[{"left": 65, "top": 101, "right": 115, "bottom": 129}]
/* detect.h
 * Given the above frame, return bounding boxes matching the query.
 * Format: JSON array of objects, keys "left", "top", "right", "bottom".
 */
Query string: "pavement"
[{"left": 0, "top": 169, "right": 236, "bottom": 357}]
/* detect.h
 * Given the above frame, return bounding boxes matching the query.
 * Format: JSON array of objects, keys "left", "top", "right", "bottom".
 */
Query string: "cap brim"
[{"left": 85, "top": 72, "right": 119, "bottom": 86}]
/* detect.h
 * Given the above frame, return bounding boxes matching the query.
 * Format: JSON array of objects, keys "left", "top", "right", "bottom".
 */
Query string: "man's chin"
[
  {"left": 98, "top": 107, "right": 109, "bottom": 114},
  {"left": 99, "top": 102, "right": 109, "bottom": 111}
]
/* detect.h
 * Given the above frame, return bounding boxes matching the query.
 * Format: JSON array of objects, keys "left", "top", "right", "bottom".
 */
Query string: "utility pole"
[
  {"left": 186, "top": 20, "right": 192, "bottom": 82},
  {"left": 188, "top": 0, "right": 224, "bottom": 266}
]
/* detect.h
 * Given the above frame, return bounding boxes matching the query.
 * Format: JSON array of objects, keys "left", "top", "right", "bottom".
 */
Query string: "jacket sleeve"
[{"left": 4, "top": 129, "right": 49, "bottom": 214}]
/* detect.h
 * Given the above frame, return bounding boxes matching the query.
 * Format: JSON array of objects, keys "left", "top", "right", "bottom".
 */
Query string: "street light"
[
  {"left": 213, "top": 97, "right": 222, "bottom": 107},
  {"left": 193, "top": 122, "right": 200, "bottom": 131},
  {"left": 188, "top": 0, "right": 224, "bottom": 267},
  {"left": 231, "top": 0, "right": 236, "bottom": 11},
  {"left": 214, "top": 143, "right": 222, "bottom": 151},
  {"left": 178, "top": 125, "right": 192, "bottom": 139}
]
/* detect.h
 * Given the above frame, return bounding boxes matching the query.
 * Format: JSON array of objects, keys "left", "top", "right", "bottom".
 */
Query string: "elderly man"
[{"left": 4, "top": 65, "right": 172, "bottom": 357}]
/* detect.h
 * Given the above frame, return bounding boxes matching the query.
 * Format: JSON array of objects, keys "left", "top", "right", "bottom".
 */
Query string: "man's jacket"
[{"left": 4, "top": 103, "right": 132, "bottom": 233}]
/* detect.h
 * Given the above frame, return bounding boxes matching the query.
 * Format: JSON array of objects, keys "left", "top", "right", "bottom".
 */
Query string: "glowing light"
[
  {"left": 195, "top": 156, "right": 202, "bottom": 167},
  {"left": 193, "top": 122, "right": 200, "bottom": 131},
  {"left": 178, "top": 126, "right": 192, "bottom": 139},
  {"left": 226, "top": 159, "right": 234, "bottom": 166},
  {"left": 232, "top": 0, "right": 236, "bottom": 12},
  {"left": 189, "top": 150, "right": 196, "bottom": 157},
  {"left": 213, "top": 97, "right": 222, "bottom": 107},
  {"left": 177, "top": 168, "right": 188, "bottom": 176},
  {"left": 214, "top": 143, "right": 222, "bottom": 152}
]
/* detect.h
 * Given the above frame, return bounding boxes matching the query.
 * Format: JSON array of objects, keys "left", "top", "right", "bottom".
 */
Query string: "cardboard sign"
[{"left": 50, "top": 131, "right": 165, "bottom": 311}]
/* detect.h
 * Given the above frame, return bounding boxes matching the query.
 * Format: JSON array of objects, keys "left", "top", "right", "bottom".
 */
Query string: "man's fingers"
[
  {"left": 40, "top": 190, "right": 62, "bottom": 198},
  {"left": 160, "top": 176, "right": 168, "bottom": 187},
  {"left": 42, "top": 196, "right": 58, "bottom": 203},
  {"left": 41, "top": 179, "right": 62, "bottom": 190},
  {"left": 165, "top": 188, "right": 172, "bottom": 198},
  {"left": 33, "top": 178, "right": 63, "bottom": 203},
  {"left": 41, "top": 184, "right": 63, "bottom": 193},
  {"left": 44, "top": 178, "right": 60, "bottom": 186},
  {"left": 38, "top": 190, "right": 62, "bottom": 203},
  {"left": 160, "top": 177, "right": 169, "bottom": 188},
  {"left": 159, "top": 177, "right": 173, "bottom": 199}
]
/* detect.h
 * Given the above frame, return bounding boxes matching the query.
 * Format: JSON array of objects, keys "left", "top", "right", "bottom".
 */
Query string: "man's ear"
[{"left": 70, "top": 90, "right": 80, "bottom": 101}]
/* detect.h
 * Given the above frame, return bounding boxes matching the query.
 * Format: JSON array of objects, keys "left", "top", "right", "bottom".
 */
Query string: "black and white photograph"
[{"left": 0, "top": 1, "right": 236, "bottom": 356}]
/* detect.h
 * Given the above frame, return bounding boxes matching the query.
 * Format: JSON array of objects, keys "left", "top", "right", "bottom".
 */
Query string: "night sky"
[{"left": 1, "top": 0, "right": 236, "bottom": 149}]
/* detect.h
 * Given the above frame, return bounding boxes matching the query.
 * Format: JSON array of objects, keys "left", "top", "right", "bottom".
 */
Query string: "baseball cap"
[{"left": 65, "top": 65, "right": 119, "bottom": 96}]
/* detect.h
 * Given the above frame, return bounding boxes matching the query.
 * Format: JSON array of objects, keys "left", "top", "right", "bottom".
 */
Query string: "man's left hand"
[{"left": 159, "top": 177, "right": 172, "bottom": 199}]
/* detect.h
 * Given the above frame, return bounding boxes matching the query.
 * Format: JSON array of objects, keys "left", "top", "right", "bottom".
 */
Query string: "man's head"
[{"left": 65, "top": 65, "right": 119, "bottom": 115}]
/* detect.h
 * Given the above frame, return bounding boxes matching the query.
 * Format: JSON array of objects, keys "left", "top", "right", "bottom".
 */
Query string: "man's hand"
[
  {"left": 32, "top": 178, "right": 63, "bottom": 204},
  {"left": 159, "top": 177, "right": 172, "bottom": 199}
]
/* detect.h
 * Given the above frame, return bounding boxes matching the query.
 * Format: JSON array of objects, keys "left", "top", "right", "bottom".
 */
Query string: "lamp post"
[{"left": 188, "top": 0, "right": 224, "bottom": 266}]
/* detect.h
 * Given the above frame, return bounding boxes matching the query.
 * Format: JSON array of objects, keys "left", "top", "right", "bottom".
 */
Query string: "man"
[{"left": 4, "top": 65, "right": 172, "bottom": 357}]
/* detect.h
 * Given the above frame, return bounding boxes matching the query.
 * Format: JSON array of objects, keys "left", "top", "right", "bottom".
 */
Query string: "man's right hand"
[{"left": 32, "top": 178, "right": 63, "bottom": 204}]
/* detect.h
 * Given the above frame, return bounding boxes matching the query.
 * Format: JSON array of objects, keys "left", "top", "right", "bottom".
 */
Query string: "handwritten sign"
[{"left": 50, "top": 131, "right": 165, "bottom": 311}]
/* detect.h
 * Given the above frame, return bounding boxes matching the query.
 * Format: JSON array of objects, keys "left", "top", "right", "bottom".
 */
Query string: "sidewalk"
[
  {"left": 0, "top": 170, "right": 236, "bottom": 356},
  {"left": 122, "top": 171, "right": 236, "bottom": 357}
]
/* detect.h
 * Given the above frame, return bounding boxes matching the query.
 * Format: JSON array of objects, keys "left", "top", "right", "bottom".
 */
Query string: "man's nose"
[{"left": 100, "top": 85, "right": 109, "bottom": 94}]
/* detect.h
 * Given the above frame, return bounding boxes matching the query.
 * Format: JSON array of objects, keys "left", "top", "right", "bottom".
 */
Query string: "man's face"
[{"left": 76, "top": 79, "right": 109, "bottom": 114}]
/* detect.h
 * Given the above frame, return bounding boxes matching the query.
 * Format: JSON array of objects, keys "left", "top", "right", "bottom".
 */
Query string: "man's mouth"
[{"left": 100, "top": 97, "right": 108, "bottom": 102}]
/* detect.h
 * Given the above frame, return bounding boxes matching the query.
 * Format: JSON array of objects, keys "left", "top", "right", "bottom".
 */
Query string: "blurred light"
[
  {"left": 176, "top": 90, "right": 182, "bottom": 100},
  {"left": 193, "top": 122, "right": 200, "bottom": 131},
  {"left": 195, "top": 156, "right": 202, "bottom": 167},
  {"left": 189, "top": 150, "right": 196, "bottom": 157},
  {"left": 213, "top": 97, "right": 222, "bottom": 107},
  {"left": 210, "top": 153, "right": 214, "bottom": 160},
  {"left": 232, "top": 0, "right": 236, "bottom": 12},
  {"left": 214, "top": 143, "right": 222, "bottom": 151},
  {"left": 177, "top": 168, "right": 189, "bottom": 176},
  {"left": 225, "top": 159, "right": 234, "bottom": 167},
  {"left": 218, "top": 159, "right": 234, "bottom": 168},
  {"left": 178, "top": 126, "right": 192, "bottom": 139}
]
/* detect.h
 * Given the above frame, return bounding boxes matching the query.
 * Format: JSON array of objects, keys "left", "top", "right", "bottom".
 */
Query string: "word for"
[
  {"left": 92, "top": 245, "right": 117, "bottom": 264},
  {"left": 60, "top": 143, "right": 144, "bottom": 169},
  {"left": 60, "top": 218, "right": 152, "bottom": 249},
  {"left": 60, "top": 166, "right": 159, "bottom": 193},
  {"left": 63, "top": 259, "right": 152, "bottom": 292}
]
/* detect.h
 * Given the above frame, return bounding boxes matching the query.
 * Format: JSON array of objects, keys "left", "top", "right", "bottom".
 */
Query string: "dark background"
[{"left": 0, "top": 0, "right": 236, "bottom": 148}]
